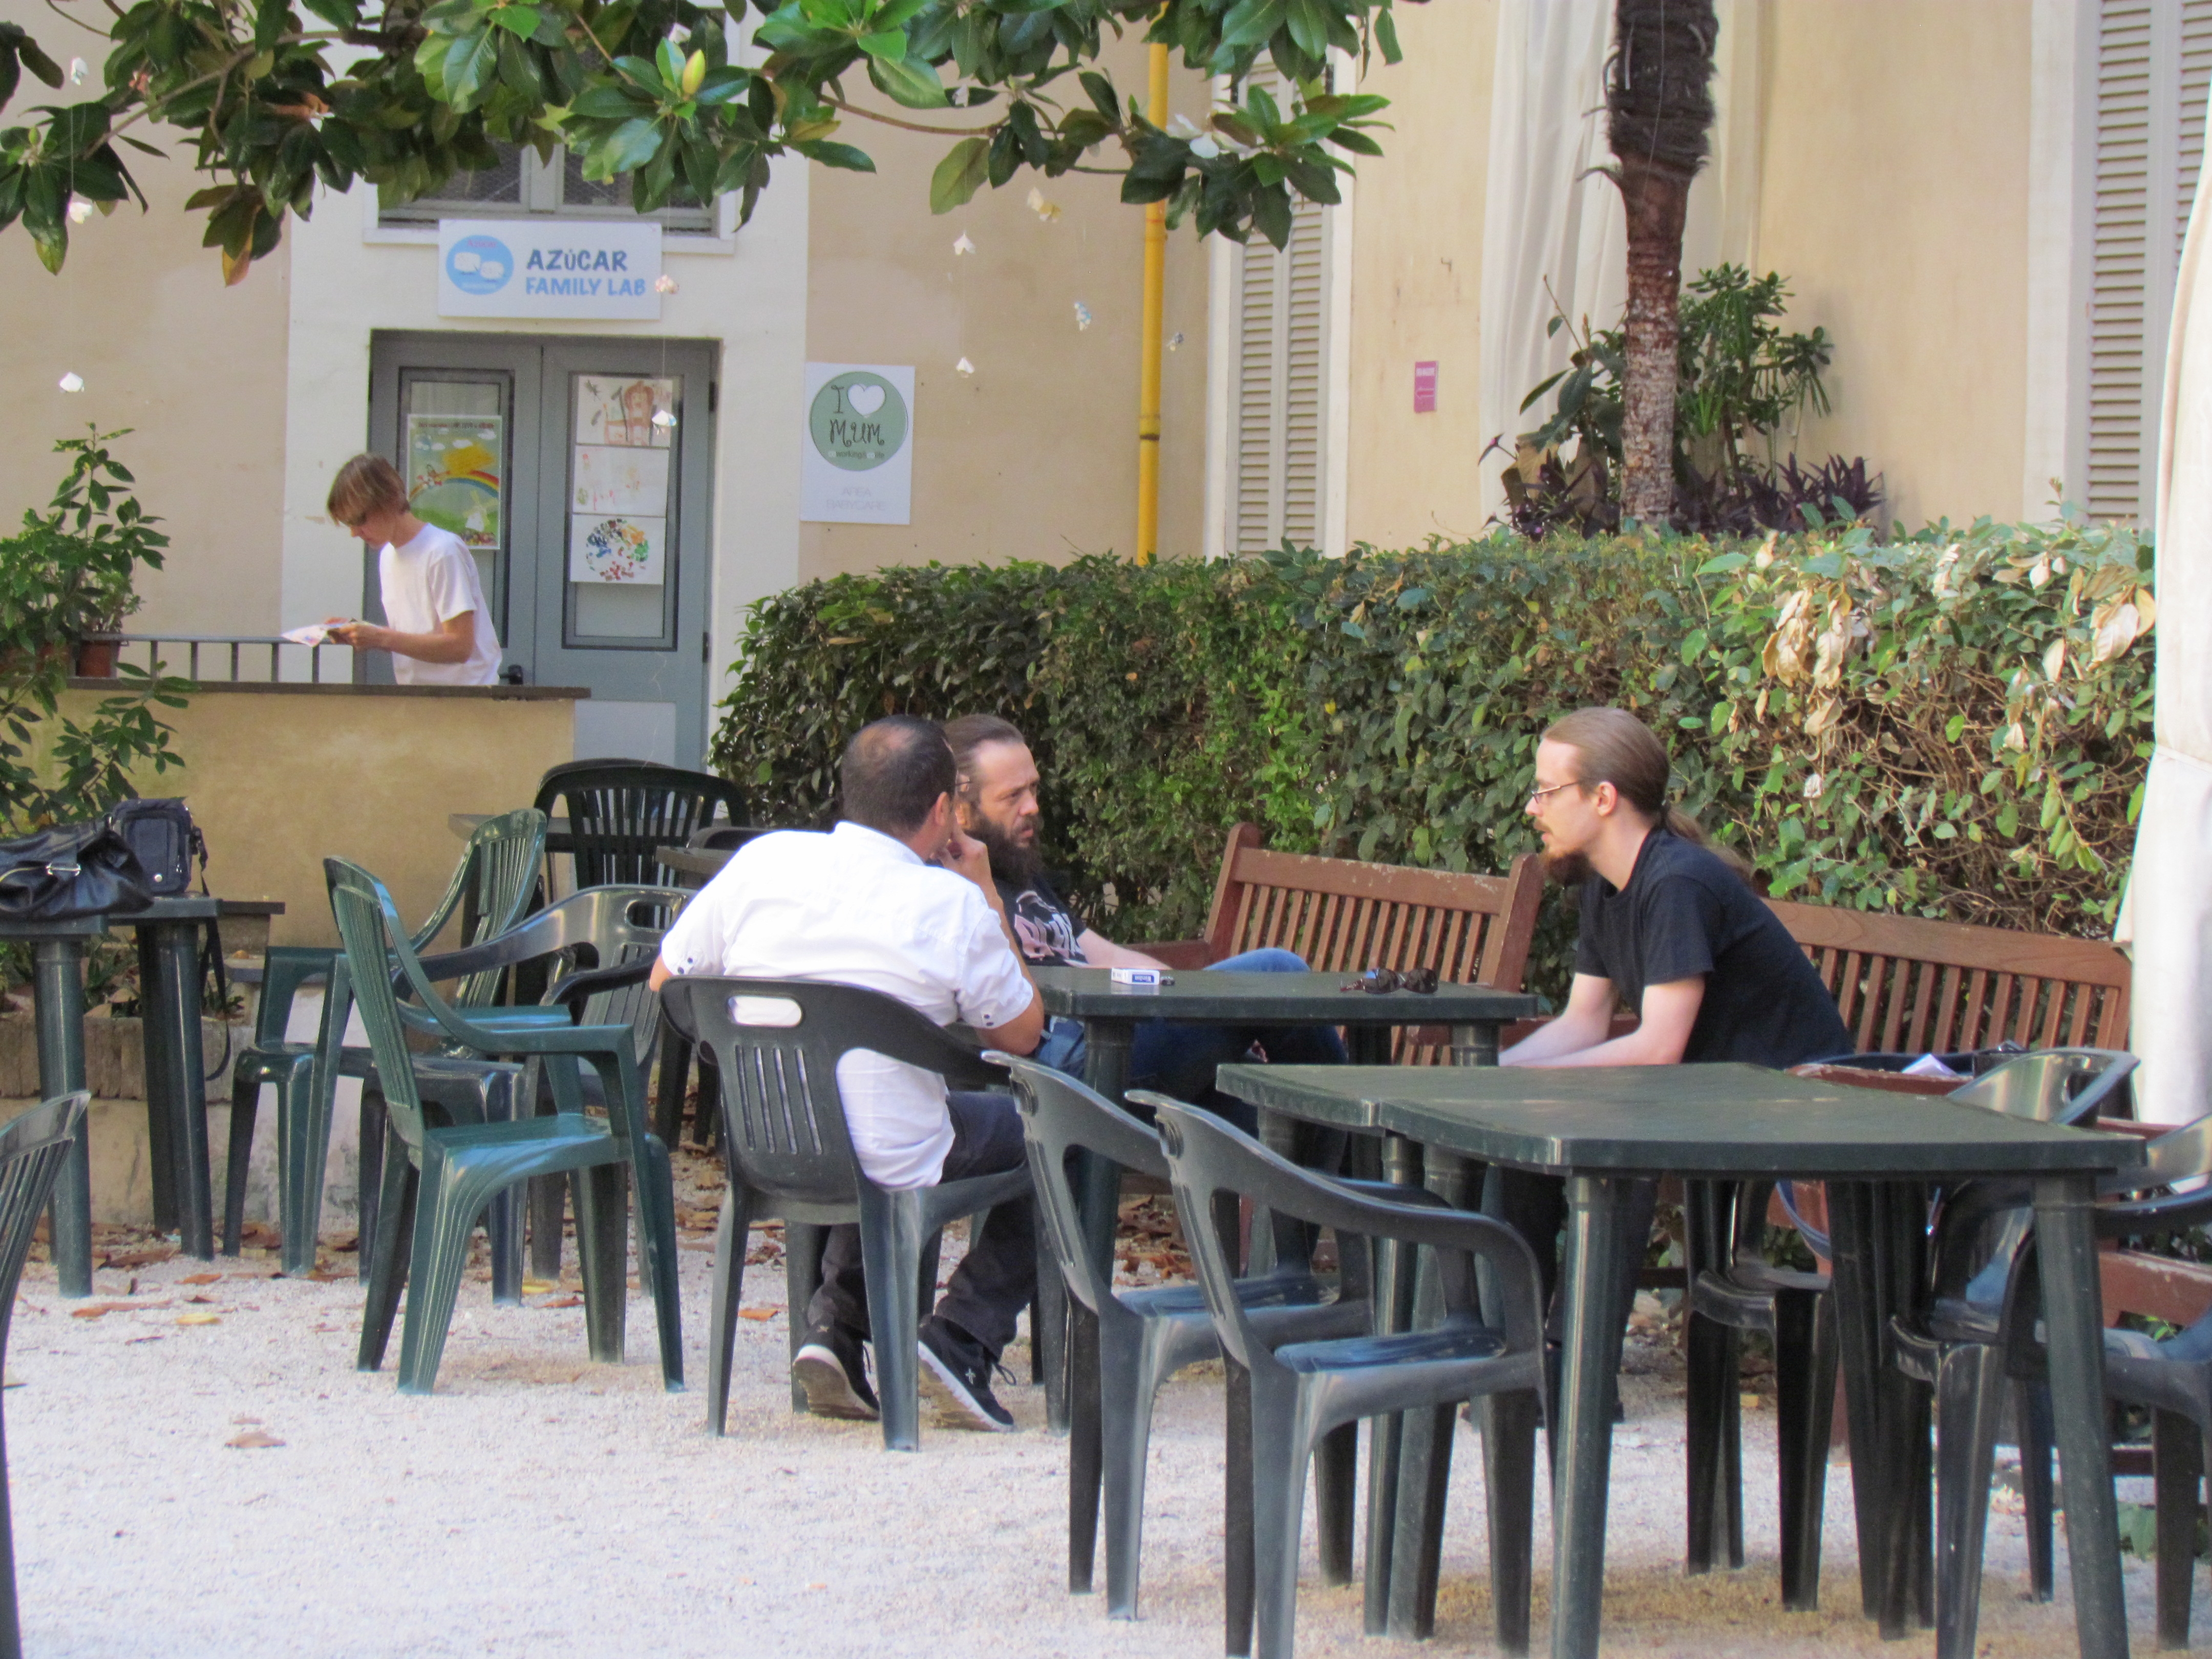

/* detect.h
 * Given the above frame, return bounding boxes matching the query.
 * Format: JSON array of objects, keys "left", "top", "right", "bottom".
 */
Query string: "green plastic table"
[
  {"left": 1214, "top": 1061, "right": 2145, "bottom": 1659},
  {"left": 0, "top": 897, "right": 281, "bottom": 1292},
  {"left": 1030, "top": 967, "right": 1536, "bottom": 1644}
]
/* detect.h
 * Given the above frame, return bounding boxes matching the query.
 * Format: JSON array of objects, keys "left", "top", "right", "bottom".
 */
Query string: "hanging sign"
[
  {"left": 437, "top": 219, "right": 662, "bottom": 320},
  {"left": 800, "top": 364, "right": 915, "bottom": 524}
]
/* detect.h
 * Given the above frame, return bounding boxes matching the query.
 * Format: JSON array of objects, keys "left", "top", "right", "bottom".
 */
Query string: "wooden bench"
[
  {"left": 1134, "top": 822, "right": 1545, "bottom": 1064},
  {"left": 1767, "top": 898, "right": 2132, "bottom": 1054}
]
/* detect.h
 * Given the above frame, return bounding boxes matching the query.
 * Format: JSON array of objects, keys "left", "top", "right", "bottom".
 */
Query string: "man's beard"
[
  {"left": 1544, "top": 849, "right": 1594, "bottom": 888},
  {"left": 967, "top": 812, "right": 1044, "bottom": 887}
]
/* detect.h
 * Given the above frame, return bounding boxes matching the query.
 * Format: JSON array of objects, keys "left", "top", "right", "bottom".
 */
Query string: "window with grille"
[
  {"left": 378, "top": 142, "right": 717, "bottom": 235},
  {"left": 2085, "top": 0, "right": 2212, "bottom": 520}
]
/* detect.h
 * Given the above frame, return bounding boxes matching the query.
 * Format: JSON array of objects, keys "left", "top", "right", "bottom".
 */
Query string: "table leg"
[
  {"left": 145, "top": 921, "right": 215, "bottom": 1260},
  {"left": 2034, "top": 1173, "right": 2130, "bottom": 1659},
  {"left": 33, "top": 940, "right": 92, "bottom": 1298},
  {"left": 1388, "top": 1145, "right": 1477, "bottom": 1639},
  {"left": 1451, "top": 1020, "right": 1500, "bottom": 1067},
  {"left": 1546, "top": 1173, "right": 1642, "bottom": 1659},
  {"left": 1362, "top": 1131, "right": 1423, "bottom": 1635},
  {"left": 135, "top": 930, "right": 177, "bottom": 1234}
]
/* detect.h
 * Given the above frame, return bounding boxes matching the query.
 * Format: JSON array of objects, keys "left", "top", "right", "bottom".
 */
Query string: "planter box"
[{"left": 0, "top": 1012, "right": 253, "bottom": 1102}]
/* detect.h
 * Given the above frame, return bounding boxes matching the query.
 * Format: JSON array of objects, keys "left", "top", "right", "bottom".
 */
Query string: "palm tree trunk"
[
  {"left": 1618, "top": 153, "right": 1695, "bottom": 524},
  {"left": 1606, "top": 0, "right": 1719, "bottom": 527}
]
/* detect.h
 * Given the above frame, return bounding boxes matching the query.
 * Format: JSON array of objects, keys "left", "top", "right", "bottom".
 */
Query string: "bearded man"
[
  {"left": 1501, "top": 706, "right": 1849, "bottom": 1069},
  {"left": 942, "top": 714, "right": 1346, "bottom": 1122}
]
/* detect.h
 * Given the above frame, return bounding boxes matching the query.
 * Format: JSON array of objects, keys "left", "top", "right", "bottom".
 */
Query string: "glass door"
[{"left": 367, "top": 332, "right": 716, "bottom": 766}]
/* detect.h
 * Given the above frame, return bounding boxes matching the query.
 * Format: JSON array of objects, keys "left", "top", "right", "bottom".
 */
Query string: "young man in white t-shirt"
[{"left": 323, "top": 454, "right": 503, "bottom": 686}]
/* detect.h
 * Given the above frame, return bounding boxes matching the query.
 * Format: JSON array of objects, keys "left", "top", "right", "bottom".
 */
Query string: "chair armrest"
[
  {"left": 256, "top": 947, "right": 335, "bottom": 1045},
  {"left": 546, "top": 958, "right": 652, "bottom": 1018},
  {"left": 1126, "top": 939, "right": 1216, "bottom": 970}
]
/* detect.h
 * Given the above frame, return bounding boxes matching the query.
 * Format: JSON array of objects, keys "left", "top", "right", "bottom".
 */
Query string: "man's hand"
[{"left": 941, "top": 824, "right": 1001, "bottom": 904}]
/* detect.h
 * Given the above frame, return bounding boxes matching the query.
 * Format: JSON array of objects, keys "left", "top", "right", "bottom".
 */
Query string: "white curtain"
[
  {"left": 2120, "top": 152, "right": 2212, "bottom": 1125},
  {"left": 1476, "top": 0, "right": 1768, "bottom": 522}
]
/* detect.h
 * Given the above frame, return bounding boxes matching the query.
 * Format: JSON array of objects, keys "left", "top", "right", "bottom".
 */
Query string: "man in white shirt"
[
  {"left": 649, "top": 716, "right": 1046, "bottom": 1430},
  {"left": 323, "top": 454, "right": 503, "bottom": 686}
]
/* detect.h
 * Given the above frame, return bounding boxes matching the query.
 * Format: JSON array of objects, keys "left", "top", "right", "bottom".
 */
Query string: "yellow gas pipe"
[{"left": 1135, "top": 36, "right": 1169, "bottom": 566}]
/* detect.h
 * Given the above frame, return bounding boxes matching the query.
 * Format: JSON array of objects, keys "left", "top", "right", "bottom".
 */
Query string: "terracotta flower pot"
[{"left": 73, "top": 637, "right": 119, "bottom": 677}]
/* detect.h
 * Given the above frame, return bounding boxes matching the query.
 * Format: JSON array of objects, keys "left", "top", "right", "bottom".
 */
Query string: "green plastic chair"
[
  {"left": 221, "top": 808, "right": 549, "bottom": 1274},
  {"left": 327, "top": 857, "right": 683, "bottom": 1395},
  {"left": 0, "top": 1092, "right": 89, "bottom": 1659}
]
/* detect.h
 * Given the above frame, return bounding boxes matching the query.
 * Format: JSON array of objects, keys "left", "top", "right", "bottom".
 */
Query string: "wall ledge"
[{"left": 67, "top": 679, "right": 590, "bottom": 700}]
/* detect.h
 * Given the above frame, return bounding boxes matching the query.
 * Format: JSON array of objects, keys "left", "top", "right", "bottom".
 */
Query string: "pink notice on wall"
[{"left": 1413, "top": 360, "right": 1439, "bottom": 414}]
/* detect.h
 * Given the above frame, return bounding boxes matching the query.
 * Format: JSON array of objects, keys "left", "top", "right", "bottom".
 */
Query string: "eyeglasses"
[
  {"left": 1526, "top": 780, "right": 1583, "bottom": 808},
  {"left": 1338, "top": 966, "right": 1439, "bottom": 995}
]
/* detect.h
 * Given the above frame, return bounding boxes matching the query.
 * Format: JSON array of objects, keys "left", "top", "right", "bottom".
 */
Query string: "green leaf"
[
  {"left": 866, "top": 50, "right": 947, "bottom": 109},
  {"left": 857, "top": 29, "right": 907, "bottom": 59},
  {"left": 440, "top": 30, "right": 501, "bottom": 108},
  {"left": 928, "top": 135, "right": 989, "bottom": 213},
  {"left": 1221, "top": 0, "right": 1285, "bottom": 49},
  {"left": 797, "top": 138, "right": 876, "bottom": 172},
  {"left": 587, "top": 117, "right": 664, "bottom": 178}
]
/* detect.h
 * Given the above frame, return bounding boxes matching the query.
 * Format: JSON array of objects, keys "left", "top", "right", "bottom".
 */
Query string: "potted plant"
[{"left": 0, "top": 426, "right": 167, "bottom": 677}]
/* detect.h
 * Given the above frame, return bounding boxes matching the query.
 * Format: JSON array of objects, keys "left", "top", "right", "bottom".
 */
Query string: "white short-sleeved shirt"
[
  {"left": 655, "top": 822, "right": 1036, "bottom": 1189},
  {"left": 377, "top": 524, "right": 503, "bottom": 686}
]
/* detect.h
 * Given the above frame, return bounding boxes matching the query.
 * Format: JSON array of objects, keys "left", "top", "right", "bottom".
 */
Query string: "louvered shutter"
[
  {"left": 1227, "top": 65, "right": 1334, "bottom": 553},
  {"left": 2087, "top": 0, "right": 2212, "bottom": 521}
]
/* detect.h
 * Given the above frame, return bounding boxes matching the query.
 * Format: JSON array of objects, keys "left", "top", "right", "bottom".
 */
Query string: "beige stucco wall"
[
  {"left": 801, "top": 37, "right": 1212, "bottom": 577},
  {"left": 0, "top": 0, "right": 290, "bottom": 635},
  {"left": 1344, "top": 0, "right": 1502, "bottom": 549},
  {"left": 56, "top": 686, "right": 575, "bottom": 947},
  {"left": 1754, "top": 1, "right": 2034, "bottom": 528}
]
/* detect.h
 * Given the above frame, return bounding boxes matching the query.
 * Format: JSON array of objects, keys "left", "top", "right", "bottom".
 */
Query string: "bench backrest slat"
[
  {"left": 1194, "top": 824, "right": 1543, "bottom": 1066},
  {"left": 1767, "top": 897, "right": 2130, "bottom": 1058}
]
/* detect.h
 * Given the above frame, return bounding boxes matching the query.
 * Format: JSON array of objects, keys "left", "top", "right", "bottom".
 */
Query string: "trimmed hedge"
[{"left": 711, "top": 521, "right": 2153, "bottom": 992}]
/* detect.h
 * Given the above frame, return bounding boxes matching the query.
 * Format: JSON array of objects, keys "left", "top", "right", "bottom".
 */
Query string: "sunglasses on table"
[{"left": 1338, "top": 966, "right": 1439, "bottom": 994}]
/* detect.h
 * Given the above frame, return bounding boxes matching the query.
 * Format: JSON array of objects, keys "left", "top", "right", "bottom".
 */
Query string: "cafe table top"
[
  {"left": 1028, "top": 966, "right": 1538, "bottom": 1028},
  {"left": 1217, "top": 1060, "right": 2148, "bottom": 1179}
]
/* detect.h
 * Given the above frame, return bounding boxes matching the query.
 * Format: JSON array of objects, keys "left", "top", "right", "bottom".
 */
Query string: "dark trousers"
[{"left": 805, "top": 1090, "right": 1038, "bottom": 1360}]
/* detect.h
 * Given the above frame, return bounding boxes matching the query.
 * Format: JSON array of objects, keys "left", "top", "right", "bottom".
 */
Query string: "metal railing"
[{"left": 92, "top": 633, "right": 345, "bottom": 685}]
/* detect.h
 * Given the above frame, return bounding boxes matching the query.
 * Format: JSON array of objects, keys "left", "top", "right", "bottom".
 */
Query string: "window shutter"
[
  {"left": 1227, "top": 65, "right": 1334, "bottom": 552},
  {"left": 2087, "top": 0, "right": 2212, "bottom": 520}
]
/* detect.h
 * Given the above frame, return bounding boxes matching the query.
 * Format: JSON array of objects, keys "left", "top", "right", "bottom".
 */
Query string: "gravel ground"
[{"left": 2, "top": 1152, "right": 2185, "bottom": 1657}]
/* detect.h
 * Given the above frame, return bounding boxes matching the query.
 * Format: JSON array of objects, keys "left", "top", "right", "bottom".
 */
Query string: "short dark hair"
[
  {"left": 840, "top": 716, "right": 955, "bottom": 836},
  {"left": 943, "top": 713, "right": 1027, "bottom": 802}
]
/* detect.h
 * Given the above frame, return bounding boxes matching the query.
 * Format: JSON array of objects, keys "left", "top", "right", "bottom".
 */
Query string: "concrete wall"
[
  {"left": 801, "top": 34, "right": 1213, "bottom": 576},
  {"left": 0, "top": 0, "right": 290, "bottom": 635},
  {"left": 1755, "top": 1, "right": 2035, "bottom": 527},
  {"left": 1343, "top": 0, "right": 1502, "bottom": 548},
  {"left": 57, "top": 685, "right": 576, "bottom": 947}
]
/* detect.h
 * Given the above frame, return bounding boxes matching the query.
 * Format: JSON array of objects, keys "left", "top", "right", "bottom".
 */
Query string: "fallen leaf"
[
  {"left": 738, "top": 1308, "right": 778, "bottom": 1322},
  {"left": 225, "top": 1430, "right": 283, "bottom": 1449},
  {"left": 179, "top": 1272, "right": 221, "bottom": 1286},
  {"left": 186, "top": 1295, "right": 215, "bottom": 1305},
  {"left": 176, "top": 1311, "right": 221, "bottom": 1326},
  {"left": 71, "top": 1300, "right": 171, "bottom": 1320},
  {"left": 306, "top": 1269, "right": 348, "bottom": 1283},
  {"left": 521, "top": 1279, "right": 557, "bottom": 1295},
  {"left": 102, "top": 1246, "right": 176, "bottom": 1269},
  {"left": 539, "top": 1296, "right": 583, "bottom": 1309}
]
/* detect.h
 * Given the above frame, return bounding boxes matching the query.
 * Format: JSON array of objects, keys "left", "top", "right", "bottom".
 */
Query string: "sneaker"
[
  {"left": 793, "top": 1325, "right": 879, "bottom": 1420},
  {"left": 917, "top": 1318, "right": 1016, "bottom": 1432}
]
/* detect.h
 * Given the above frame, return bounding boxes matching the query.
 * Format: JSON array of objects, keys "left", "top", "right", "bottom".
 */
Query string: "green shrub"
[{"left": 712, "top": 518, "right": 2152, "bottom": 990}]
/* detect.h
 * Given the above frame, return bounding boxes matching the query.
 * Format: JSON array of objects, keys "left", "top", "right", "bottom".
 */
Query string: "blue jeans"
[{"left": 1031, "top": 947, "right": 1349, "bottom": 1130}]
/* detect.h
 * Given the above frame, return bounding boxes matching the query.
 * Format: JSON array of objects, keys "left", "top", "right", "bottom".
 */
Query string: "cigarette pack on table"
[{"left": 1109, "top": 967, "right": 1173, "bottom": 989}]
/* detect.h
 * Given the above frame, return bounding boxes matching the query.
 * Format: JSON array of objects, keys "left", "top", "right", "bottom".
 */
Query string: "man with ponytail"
[{"left": 1502, "top": 706, "right": 1849, "bottom": 1070}]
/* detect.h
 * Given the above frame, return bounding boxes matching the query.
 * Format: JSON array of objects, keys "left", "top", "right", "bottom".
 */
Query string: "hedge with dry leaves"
[{"left": 713, "top": 520, "right": 2153, "bottom": 990}]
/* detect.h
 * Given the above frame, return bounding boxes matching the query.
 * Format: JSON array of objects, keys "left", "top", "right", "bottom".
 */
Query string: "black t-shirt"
[
  {"left": 1573, "top": 830, "right": 1852, "bottom": 1068},
  {"left": 997, "top": 872, "right": 1088, "bottom": 966}
]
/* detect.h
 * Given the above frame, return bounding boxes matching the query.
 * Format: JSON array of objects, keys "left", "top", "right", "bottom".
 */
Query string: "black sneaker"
[
  {"left": 917, "top": 1318, "right": 1016, "bottom": 1432},
  {"left": 793, "top": 1325, "right": 879, "bottom": 1420}
]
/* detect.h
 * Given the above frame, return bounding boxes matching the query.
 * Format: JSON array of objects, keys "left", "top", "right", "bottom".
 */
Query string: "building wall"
[
  {"left": 801, "top": 36, "right": 1213, "bottom": 577},
  {"left": 1343, "top": 0, "right": 1503, "bottom": 549},
  {"left": 0, "top": 0, "right": 290, "bottom": 636},
  {"left": 1755, "top": 0, "right": 2036, "bottom": 528},
  {"left": 54, "top": 686, "right": 577, "bottom": 948}
]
